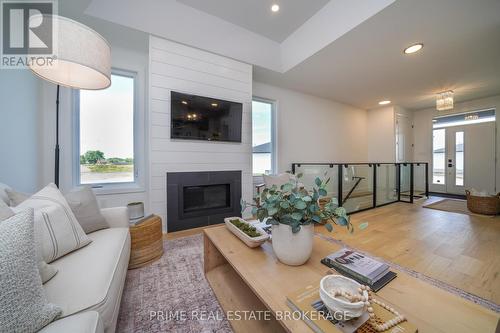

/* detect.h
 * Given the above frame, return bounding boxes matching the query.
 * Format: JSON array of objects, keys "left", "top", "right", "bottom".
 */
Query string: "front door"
[{"left": 431, "top": 122, "right": 496, "bottom": 195}]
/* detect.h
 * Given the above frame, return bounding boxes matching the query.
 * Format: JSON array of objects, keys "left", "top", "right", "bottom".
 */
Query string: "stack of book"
[{"left": 321, "top": 249, "right": 396, "bottom": 292}]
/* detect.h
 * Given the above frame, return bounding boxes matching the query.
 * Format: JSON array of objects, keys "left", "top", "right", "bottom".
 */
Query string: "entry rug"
[
  {"left": 423, "top": 198, "right": 497, "bottom": 218},
  {"left": 315, "top": 233, "right": 500, "bottom": 313},
  {"left": 117, "top": 234, "right": 233, "bottom": 333}
]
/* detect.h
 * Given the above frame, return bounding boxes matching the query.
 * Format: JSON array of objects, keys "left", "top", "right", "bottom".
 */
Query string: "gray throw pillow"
[
  {"left": 65, "top": 186, "right": 108, "bottom": 234},
  {"left": 0, "top": 209, "right": 61, "bottom": 332}
]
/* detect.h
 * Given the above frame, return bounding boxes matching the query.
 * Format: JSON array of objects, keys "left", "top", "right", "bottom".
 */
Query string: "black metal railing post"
[
  {"left": 425, "top": 162, "right": 429, "bottom": 197},
  {"left": 396, "top": 163, "right": 401, "bottom": 202},
  {"left": 373, "top": 164, "right": 377, "bottom": 208},
  {"left": 410, "top": 163, "right": 414, "bottom": 203},
  {"left": 338, "top": 164, "right": 343, "bottom": 207}
]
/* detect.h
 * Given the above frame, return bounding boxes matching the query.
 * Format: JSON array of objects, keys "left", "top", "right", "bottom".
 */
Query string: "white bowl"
[
  {"left": 319, "top": 275, "right": 368, "bottom": 321},
  {"left": 224, "top": 217, "right": 269, "bottom": 248}
]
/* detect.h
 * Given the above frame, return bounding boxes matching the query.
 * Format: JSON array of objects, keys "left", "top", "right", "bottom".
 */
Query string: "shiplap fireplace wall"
[{"left": 148, "top": 35, "right": 253, "bottom": 232}]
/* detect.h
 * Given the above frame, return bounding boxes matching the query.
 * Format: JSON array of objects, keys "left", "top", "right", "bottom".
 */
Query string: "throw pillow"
[
  {"left": 37, "top": 261, "right": 58, "bottom": 284},
  {"left": 0, "top": 199, "right": 14, "bottom": 220},
  {"left": 65, "top": 186, "right": 108, "bottom": 234},
  {"left": 13, "top": 183, "right": 92, "bottom": 263},
  {"left": 0, "top": 201, "right": 58, "bottom": 284},
  {"left": 0, "top": 209, "right": 61, "bottom": 332},
  {"left": 0, "top": 182, "right": 11, "bottom": 205},
  {"left": 6, "top": 188, "right": 30, "bottom": 206}
]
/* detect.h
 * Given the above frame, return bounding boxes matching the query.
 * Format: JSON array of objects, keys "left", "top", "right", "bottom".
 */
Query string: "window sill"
[{"left": 81, "top": 183, "right": 145, "bottom": 196}]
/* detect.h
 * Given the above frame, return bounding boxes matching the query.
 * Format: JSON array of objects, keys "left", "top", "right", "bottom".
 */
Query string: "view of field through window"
[{"left": 79, "top": 74, "right": 135, "bottom": 184}]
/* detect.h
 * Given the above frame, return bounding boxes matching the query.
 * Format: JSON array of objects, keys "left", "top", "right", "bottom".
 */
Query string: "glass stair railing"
[{"left": 292, "top": 162, "right": 429, "bottom": 214}]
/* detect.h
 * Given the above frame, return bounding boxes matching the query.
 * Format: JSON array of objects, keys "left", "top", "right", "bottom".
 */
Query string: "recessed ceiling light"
[
  {"left": 379, "top": 100, "right": 391, "bottom": 105},
  {"left": 211, "top": 103, "right": 218, "bottom": 107},
  {"left": 271, "top": 4, "right": 280, "bottom": 12},
  {"left": 181, "top": 100, "right": 188, "bottom": 105},
  {"left": 404, "top": 43, "right": 423, "bottom": 54}
]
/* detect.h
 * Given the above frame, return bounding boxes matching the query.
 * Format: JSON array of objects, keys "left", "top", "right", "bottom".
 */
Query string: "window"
[
  {"left": 252, "top": 98, "right": 276, "bottom": 176},
  {"left": 76, "top": 72, "right": 136, "bottom": 186},
  {"left": 455, "top": 131, "right": 464, "bottom": 186},
  {"left": 432, "top": 129, "right": 445, "bottom": 185},
  {"left": 433, "top": 109, "right": 495, "bottom": 129}
]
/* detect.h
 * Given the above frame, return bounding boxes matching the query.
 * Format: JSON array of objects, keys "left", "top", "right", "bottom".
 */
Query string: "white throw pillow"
[
  {"left": 6, "top": 188, "right": 30, "bottom": 206},
  {"left": 0, "top": 182, "right": 11, "bottom": 205},
  {"left": 0, "top": 199, "right": 14, "bottom": 220},
  {"left": 13, "top": 183, "right": 92, "bottom": 263}
]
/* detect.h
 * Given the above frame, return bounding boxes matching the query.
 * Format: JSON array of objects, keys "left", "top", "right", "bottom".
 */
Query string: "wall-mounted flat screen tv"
[{"left": 171, "top": 91, "right": 242, "bottom": 143}]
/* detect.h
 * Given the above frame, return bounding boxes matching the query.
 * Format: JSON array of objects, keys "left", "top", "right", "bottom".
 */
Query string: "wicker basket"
[
  {"left": 465, "top": 190, "right": 500, "bottom": 215},
  {"left": 129, "top": 215, "right": 164, "bottom": 269}
]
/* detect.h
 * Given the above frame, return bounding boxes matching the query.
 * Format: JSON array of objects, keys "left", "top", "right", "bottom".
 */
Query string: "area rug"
[
  {"left": 423, "top": 198, "right": 496, "bottom": 218},
  {"left": 117, "top": 234, "right": 233, "bottom": 333}
]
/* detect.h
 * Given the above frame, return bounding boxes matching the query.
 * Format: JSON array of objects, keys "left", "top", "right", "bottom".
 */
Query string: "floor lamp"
[{"left": 29, "top": 15, "right": 111, "bottom": 187}]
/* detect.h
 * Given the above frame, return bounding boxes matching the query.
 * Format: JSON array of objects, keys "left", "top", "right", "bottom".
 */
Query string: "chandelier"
[{"left": 436, "top": 91, "right": 454, "bottom": 111}]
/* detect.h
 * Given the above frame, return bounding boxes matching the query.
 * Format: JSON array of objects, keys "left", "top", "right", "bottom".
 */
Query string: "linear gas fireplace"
[{"left": 167, "top": 171, "right": 241, "bottom": 232}]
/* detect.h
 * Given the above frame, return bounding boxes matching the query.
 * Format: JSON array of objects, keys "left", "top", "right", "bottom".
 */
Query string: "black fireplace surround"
[{"left": 167, "top": 171, "right": 242, "bottom": 232}]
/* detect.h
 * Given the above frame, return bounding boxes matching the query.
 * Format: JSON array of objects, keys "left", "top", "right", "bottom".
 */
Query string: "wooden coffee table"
[{"left": 204, "top": 226, "right": 499, "bottom": 332}]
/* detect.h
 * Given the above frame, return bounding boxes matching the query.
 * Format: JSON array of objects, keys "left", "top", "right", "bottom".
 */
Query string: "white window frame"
[
  {"left": 73, "top": 68, "right": 144, "bottom": 194},
  {"left": 252, "top": 97, "right": 277, "bottom": 176}
]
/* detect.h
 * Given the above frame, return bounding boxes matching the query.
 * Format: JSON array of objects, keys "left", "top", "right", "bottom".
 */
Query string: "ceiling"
[
  {"left": 80, "top": 0, "right": 500, "bottom": 111},
  {"left": 178, "top": 0, "right": 330, "bottom": 42},
  {"left": 254, "top": 0, "right": 500, "bottom": 110}
]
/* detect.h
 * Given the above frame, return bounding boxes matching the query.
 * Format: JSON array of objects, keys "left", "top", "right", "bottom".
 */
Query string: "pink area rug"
[{"left": 117, "top": 234, "right": 233, "bottom": 333}]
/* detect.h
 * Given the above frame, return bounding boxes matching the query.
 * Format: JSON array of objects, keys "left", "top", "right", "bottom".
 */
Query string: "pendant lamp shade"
[{"left": 29, "top": 15, "right": 111, "bottom": 90}]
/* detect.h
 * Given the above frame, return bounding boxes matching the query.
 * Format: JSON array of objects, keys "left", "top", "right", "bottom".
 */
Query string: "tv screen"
[{"left": 171, "top": 91, "right": 242, "bottom": 142}]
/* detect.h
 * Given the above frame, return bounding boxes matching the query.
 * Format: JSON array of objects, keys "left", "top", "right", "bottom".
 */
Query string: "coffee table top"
[{"left": 204, "top": 226, "right": 499, "bottom": 333}]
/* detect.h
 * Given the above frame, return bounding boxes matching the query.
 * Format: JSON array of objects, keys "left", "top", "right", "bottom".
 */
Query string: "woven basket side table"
[{"left": 129, "top": 215, "right": 164, "bottom": 269}]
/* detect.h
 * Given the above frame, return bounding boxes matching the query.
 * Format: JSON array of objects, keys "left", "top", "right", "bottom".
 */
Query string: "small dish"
[
  {"left": 319, "top": 275, "right": 368, "bottom": 321},
  {"left": 224, "top": 217, "right": 269, "bottom": 248}
]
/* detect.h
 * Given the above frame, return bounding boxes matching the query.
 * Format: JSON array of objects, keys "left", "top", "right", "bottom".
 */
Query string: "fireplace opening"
[{"left": 183, "top": 184, "right": 230, "bottom": 213}]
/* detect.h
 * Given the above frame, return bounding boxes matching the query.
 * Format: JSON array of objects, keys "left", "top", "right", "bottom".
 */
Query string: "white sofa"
[{"left": 39, "top": 207, "right": 130, "bottom": 333}]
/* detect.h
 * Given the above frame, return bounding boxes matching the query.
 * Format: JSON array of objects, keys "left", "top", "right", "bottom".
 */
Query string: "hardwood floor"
[
  {"left": 316, "top": 197, "right": 500, "bottom": 305},
  {"left": 165, "top": 196, "right": 500, "bottom": 305}
]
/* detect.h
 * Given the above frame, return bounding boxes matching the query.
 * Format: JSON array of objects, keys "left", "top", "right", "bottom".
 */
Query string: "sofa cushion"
[
  {"left": 0, "top": 209, "right": 62, "bottom": 332},
  {"left": 43, "top": 227, "right": 130, "bottom": 330},
  {"left": 38, "top": 311, "right": 103, "bottom": 333},
  {"left": 13, "top": 184, "right": 92, "bottom": 263}
]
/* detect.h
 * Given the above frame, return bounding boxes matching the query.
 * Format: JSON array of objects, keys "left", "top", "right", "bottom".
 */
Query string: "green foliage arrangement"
[
  {"left": 230, "top": 218, "right": 261, "bottom": 238},
  {"left": 241, "top": 174, "right": 353, "bottom": 234}
]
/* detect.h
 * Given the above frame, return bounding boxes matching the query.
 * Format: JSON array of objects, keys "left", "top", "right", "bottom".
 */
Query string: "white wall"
[
  {"left": 149, "top": 36, "right": 253, "bottom": 232},
  {"left": 0, "top": 70, "right": 41, "bottom": 193},
  {"left": 413, "top": 94, "right": 500, "bottom": 192},
  {"left": 367, "top": 106, "right": 396, "bottom": 162},
  {"left": 252, "top": 82, "right": 368, "bottom": 172}
]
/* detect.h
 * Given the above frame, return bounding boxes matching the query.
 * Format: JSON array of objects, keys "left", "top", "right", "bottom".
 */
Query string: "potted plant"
[{"left": 241, "top": 174, "right": 355, "bottom": 266}]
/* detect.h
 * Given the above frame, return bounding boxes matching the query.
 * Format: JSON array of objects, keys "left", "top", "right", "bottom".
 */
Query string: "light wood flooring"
[
  {"left": 316, "top": 197, "right": 500, "bottom": 305},
  {"left": 166, "top": 196, "right": 500, "bottom": 305}
]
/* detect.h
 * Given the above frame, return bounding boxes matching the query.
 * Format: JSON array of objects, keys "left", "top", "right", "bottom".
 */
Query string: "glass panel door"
[{"left": 445, "top": 127, "right": 466, "bottom": 195}]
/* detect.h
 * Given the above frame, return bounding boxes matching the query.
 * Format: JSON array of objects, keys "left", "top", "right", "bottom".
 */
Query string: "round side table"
[{"left": 128, "top": 215, "right": 164, "bottom": 269}]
